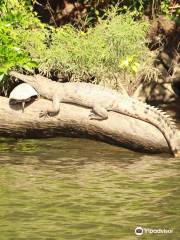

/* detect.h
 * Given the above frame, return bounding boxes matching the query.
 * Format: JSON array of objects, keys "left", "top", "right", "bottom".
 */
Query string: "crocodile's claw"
[
  {"left": 89, "top": 112, "right": 103, "bottom": 120},
  {"left": 39, "top": 110, "right": 49, "bottom": 118}
]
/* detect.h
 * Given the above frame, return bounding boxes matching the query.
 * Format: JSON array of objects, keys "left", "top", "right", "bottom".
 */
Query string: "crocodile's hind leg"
[{"left": 89, "top": 105, "right": 108, "bottom": 120}]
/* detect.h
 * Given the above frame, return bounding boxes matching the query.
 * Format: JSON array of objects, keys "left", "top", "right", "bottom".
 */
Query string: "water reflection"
[{"left": 0, "top": 136, "right": 179, "bottom": 239}]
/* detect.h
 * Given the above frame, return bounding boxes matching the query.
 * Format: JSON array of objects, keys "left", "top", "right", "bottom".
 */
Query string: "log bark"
[{"left": 0, "top": 96, "right": 169, "bottom": 154}]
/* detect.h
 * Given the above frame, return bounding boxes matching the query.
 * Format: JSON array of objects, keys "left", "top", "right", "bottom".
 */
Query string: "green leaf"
[{"left": 0, "top": 73, "right": 5, "bottom": 81}]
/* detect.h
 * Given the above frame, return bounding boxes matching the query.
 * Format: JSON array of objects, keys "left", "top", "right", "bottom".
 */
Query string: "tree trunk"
[{"left": 0, "top": 96, "right": 169, "bottom": 154}]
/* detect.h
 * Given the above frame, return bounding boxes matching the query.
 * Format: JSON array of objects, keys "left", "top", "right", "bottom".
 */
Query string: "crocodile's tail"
[
  {"left": 148, "top": 105, "right": 180, "bottom": 157},
  {"left": 114, "top": 99, "right": 180, "bottom": 157}
]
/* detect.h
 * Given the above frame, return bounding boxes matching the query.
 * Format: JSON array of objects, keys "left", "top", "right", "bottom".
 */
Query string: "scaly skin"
[{"left": 9, "top": 71, "right": 180, "bottom": 157}]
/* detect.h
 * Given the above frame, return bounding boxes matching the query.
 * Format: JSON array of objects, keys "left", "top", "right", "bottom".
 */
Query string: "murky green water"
[{"left": 0, "top": 129, "right": 180, "bottom": 239}]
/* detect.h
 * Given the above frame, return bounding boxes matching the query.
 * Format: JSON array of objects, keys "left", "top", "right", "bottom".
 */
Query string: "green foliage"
[
  {"left": 37, "top": 12, "right": 156, "bottom": 92},
  {"left": 32, "top": 0, "right": 178, "bottom": 29},
  {"left": 0, "top": 1, "right": 162, "bottom": 94},
  {"left": 0, "top": 0, "right": 46, "bottom": 82},
  {"left": 127, "top": 0, "right": 180, "bottom": 20},
  {"left": 160, "top": 0, "right": 170, "bottom": 15}
]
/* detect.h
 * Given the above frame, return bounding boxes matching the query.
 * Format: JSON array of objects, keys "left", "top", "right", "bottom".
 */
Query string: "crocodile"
[{"left": 10, "top": 71, "right": 180, "bottom": 157}]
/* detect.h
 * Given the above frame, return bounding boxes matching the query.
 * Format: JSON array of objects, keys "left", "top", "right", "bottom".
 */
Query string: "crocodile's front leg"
[
  {"left": 89, "top": 104, "right": 108, "bottom": 120},
  {"left": 39, "top": 93, "right": 61, "bottom": 118}
]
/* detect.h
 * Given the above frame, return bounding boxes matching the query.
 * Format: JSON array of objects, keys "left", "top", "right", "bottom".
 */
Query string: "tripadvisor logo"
[
  {"left": 134, "top": 226, "right": 173, "bottom": 235},
  {"left": 135, "top": 226, "right": 143, "bottom": 236}
]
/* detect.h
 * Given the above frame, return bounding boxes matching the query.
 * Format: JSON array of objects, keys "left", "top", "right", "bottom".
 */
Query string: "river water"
[{"left": 0, "top": 123, "right": 179, "bottom": 239}]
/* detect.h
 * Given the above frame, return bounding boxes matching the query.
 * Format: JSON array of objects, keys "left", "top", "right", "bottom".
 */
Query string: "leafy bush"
[
  {"left": 38, "top": 11, "right": 157, "bottom": 94},
  {"left": 0, "top": 1, "right": 159, "bottom": 95},
  {"left": 0, "top": 0, "right": 46, "bottom": 81}
]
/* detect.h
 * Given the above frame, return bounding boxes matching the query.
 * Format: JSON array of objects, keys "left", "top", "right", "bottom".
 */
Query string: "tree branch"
[{"left": 0, "top": 95, "right": 169, "bottom": 154}]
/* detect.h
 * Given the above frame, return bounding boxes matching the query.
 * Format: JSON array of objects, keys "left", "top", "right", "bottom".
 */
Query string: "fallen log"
[{"left": 0, "top": 96, "right": 169, "bottom": 154}]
